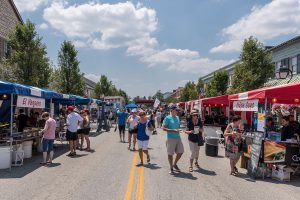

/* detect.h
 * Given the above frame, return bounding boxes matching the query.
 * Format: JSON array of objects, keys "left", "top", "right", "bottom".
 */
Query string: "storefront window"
[{"left": 291, "top": 56, "right": 297, "bottom": 74}]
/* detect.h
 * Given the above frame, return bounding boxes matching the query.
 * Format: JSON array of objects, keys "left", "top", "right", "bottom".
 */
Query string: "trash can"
[{"left": 205, "top": 136, "right": 219, "bottom": 157}]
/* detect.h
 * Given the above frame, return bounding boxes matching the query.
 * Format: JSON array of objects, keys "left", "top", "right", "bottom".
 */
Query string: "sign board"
[
  {"left": 247, "top": 132, "right": 264, "bottom": 179},
  {"left": 153, "top": 98, "right": 160, "bottom": 108},
  {"left": 17, "top": 95, "right": 45, "bottom": 108},
  {"left": 257, "top": 113, "right": 265, "bottom": 132},
  {"left": 233, "top": 99, "right": 258, "bottom": 112},
  {"left": 30, "top": 87, "right": 42, "bottom": 97}
]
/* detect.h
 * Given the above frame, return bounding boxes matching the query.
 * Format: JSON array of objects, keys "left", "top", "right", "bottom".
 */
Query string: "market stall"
[
  {"left": 0, "top": 81, "right": 65, "bottom": 169},
  {"left": 228, "top": 82, "right": 300, "bottom": 180}
]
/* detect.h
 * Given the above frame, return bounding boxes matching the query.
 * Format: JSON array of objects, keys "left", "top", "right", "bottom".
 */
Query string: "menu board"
[{"left": 247, "top": 132, "right": 264, "bottom": 179}]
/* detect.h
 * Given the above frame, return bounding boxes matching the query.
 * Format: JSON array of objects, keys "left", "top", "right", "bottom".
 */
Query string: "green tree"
[
  {"left": 196, "top": 78, "right": 204, "bottom": 94},
  {"left": 93, "top": 75, "right": 113, "bottom": 98},
  {"left": 153, "top": 90, "right": 164, "bottom": 101},
  {"left": 205, "top": 70, "right": 228, "bottom": 97},
  {"left": 118, "top": 89, "right": 129, "bottom": 104},
  {"left": 229, "top": 36, "right": 274, "bottom": 94},
  {"left": 3, "top": 20, "right": 51, "bottom": 87},
  {"left": 57, "top": 41, "right": 84, "bottom": 95},
  {"left": 165, "top": 96, "right": 178, "bottom": 104},
  {"left": 180, "top": 81, "right": 198, "bottom": 101}
]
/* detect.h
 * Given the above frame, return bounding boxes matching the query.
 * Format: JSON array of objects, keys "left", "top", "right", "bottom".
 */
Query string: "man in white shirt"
[
  {"left": 66, "top": 106, "right": 83, "bottom": 156},
  {"left": 127, "top": 109, "right": 140, "bottom": 151}
]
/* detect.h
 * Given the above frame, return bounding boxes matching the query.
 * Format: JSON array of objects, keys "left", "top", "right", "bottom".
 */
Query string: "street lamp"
[{"left": 275, "top": 66, "right": 293, "bottom": 83}]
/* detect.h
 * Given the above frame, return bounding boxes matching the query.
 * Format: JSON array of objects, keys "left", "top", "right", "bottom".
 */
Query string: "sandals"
[
  {"left": 195, "top": 163, "right": 200, "bottom": 169},
  {"left": 189, "top": 167, "right": 193, "bottom": 172},
  {"left": 230, "top": 171, "right": 237, "bottom": 176},
  {"left": 40, "top": 162, "right": 47, "bottom": 165},
  {"left": 234, "top": 167, "right": 238, "bottom": 173},
  {"left": 47, "top": 161, "right": 52, "bottom": 164}
]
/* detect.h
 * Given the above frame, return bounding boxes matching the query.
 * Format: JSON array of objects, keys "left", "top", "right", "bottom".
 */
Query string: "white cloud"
[
  {"left": 43, "top": 1, "right": 158, "bottom": 55},
  {"left": 143, "top": 48, "right": 233, "bottom": 74},
  {"left": 211, "top": 0, "right": 300, "bottom": 53},
  {"left": 14, "top": 0, "right": 48, "bottom": 12},
  {"left": 43, "top": 1, "right": 232, "bottom": 74},
  {"left": 39, "top": 23, "right": 48, "bottom": 30}
]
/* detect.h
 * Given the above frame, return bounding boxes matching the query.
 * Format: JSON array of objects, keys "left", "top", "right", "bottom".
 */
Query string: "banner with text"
[
  {"left": 153, "top": 98, "right": 160, "bottom": 108},
  {"left": 17, "top": 95, "right": 45, "bottom": 109},
  {"left": 233, "top": 99, "right": 258, "bottom": 112}
]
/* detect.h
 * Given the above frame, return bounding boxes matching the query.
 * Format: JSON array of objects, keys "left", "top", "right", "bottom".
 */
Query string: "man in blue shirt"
[
  {"left": 117, "top": 108, "right": 128, "bottom": 142},
  {"left": 162, "top": 104, "right": 184, "bottom": 174}
]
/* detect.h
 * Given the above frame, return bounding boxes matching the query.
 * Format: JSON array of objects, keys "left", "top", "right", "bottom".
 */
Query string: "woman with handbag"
[
  {"left": 224, "top": 115, "right": 243, "bottom": 176},
  {"left": 185, "top": 110, "right": 204, "bottom": 172}
]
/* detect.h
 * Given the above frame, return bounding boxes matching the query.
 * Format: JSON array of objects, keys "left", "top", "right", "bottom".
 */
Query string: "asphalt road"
[{"left": 1, "top": 126, "right": 300, "bottom": 200}]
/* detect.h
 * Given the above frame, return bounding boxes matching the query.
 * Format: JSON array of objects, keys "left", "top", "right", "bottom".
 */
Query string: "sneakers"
[
  {"left": 169, "top": 168, "right": 175, "bottom": 175},
  {"left": 173, "top": 164, "right": 181, "bottom": 172}
]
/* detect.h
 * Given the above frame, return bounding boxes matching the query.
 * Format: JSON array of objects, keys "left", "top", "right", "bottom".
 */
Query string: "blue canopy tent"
[
  {"left": 0, "top": 81, "right": 67, "bottom": 138},
  {"left": 125, "top": 103, "right": 138, "bottom": 109}
]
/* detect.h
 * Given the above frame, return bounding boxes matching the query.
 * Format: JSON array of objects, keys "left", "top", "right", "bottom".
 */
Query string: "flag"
[{"left": 153, "top": 98, "right": 160, "bottom": 108}]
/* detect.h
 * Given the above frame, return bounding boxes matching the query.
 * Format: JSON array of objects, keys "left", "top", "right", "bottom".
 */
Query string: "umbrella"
[{"left": 125, "top": 103, "right": 138, "bottom": 109}]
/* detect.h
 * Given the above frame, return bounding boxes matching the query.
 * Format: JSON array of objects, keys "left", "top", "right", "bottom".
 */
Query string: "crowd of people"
[
  {"left": 32, "top": 102, "right": 300, "bottom": 176},
  {"left": 35, "top": 106, "right": 93, "bottom": 165},
  {"left": 113, "top": 104, "right": 206, "bottom": 174}
]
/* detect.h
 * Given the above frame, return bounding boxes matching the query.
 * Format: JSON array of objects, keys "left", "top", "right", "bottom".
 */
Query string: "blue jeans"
[{"left": 42, "top": 139, "right": 54, "bottom": 152}]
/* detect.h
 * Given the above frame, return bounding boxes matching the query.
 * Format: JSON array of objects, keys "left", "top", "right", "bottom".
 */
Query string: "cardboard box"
[{"left": 271, "top": 165, "right": 294, "bottom": 181}]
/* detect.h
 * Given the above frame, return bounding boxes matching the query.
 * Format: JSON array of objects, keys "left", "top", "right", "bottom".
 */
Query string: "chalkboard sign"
[{"left": 247, "top": 132, "right": 264, "bottom": 179}]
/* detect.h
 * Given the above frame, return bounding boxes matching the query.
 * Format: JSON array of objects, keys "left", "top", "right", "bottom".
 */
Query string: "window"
[
  {"left": 276, "top": 61, "right": 281, "bottom": 70},
  {"left": 3, "top": 40, "right": 11, "bottom": 58},
  {"left": 291, "top": 56, "right": 297, "bottom": 74}
]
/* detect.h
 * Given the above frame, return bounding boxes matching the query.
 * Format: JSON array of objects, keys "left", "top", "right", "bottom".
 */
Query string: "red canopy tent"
[
  {"left": 200, "top": 95, "right": 229, "bottom": 106},
  {"left": 228, "top": 82, "right": 300, "bottom": 104}
]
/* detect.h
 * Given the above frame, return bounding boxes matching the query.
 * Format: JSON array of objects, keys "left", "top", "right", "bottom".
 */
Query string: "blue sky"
[{"left": 14, "top": 0, "right": 300, "bottom": 97}]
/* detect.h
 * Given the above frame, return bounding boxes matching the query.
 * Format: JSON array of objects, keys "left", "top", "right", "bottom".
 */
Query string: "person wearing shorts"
[
  {"left": 117, "top": 108, "right": 128, "bottom": 142},
  {"left": 82, "top": 109, "right": 91, "bottom": 151},
  {"left": 40, "top": 112, "right": 56, "bottom": 165},
  {"left": 185, "top": 110, "right": 204, "bottom": 172},
  {"left": 162, "top": 104, "right": 184, "bottom": 174},
  {"left": 136, "top": 110, "right": 153, "bottom": 166},
  {"left": 66, "top": 106, "right": 83, "bottom": 157},
  {"left": 127, "top": 109, "right": 140, "bottom": 151}
]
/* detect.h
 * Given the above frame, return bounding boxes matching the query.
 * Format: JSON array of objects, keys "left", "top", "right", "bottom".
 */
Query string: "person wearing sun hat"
[
  {"left": 162, "top": 104, "right": 184, "bottom": 174},
  {"left": 66, "top": 105, "right": 83, "bottom": 156},
  {"left": 185, "top": 110, "right": 204, "bottom": 172}
]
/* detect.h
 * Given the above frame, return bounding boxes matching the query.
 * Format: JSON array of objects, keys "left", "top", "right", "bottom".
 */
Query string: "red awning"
[
  {"left": 228, "top": 82, "right": 300, "bottom": 104},
  {"left": 200, "top": 95, "right": 228, "bottom": 106}
]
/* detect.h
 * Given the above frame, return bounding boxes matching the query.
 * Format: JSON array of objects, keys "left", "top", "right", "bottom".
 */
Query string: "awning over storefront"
[{"left": 228, "top": 82, "right": 300, "bottom": 104}]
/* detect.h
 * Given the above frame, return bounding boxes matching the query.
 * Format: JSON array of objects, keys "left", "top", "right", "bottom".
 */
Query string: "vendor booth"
[
  {"left": 0, "top": 81, "right": 64, "bottom": 169},
  {"left": 228, "top": 82, "right": 300, "bottom": 180}
]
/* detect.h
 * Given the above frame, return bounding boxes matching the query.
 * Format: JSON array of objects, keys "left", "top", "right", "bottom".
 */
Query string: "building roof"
[
  {"left": 9, "top": 0, "right": 23, "bottom": 23},
  {"left": 270, "top": 35, "right": 300, "bottom": 52},
  {"left": 83, "top": 77, "right": 96, "bottom": 88}
]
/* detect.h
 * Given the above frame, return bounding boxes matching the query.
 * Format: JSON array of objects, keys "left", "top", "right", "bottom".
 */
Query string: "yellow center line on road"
[
  {"left": 124, "top": 152, "right": 139, "bottom": 200},
  {"left": 136, "top": 165, "right": 144, "bottom": 200}
]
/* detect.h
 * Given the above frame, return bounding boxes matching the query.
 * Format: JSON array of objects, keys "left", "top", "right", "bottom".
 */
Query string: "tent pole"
[
  {"left": 10, "top": 94, "right": 13, "bottom": 137},
  {"left": 264, "top": 98, "right": 268, "bottom": 138}
]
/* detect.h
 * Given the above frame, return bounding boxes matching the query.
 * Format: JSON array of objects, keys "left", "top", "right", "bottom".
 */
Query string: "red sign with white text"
[{"left": 17, "top": 96, "right": 45, "bottom": 108}]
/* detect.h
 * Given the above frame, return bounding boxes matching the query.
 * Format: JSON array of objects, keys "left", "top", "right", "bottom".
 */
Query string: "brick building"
[{"left": 0, "top": 0, "right": 22, "bottom": 58}]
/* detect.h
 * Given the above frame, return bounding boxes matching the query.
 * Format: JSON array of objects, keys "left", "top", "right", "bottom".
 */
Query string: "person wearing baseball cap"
[
  {"left": 162, "top": 104, "right": 184, "bottom": 174},
  {"left": 66, "top": 105, "right": 83, "bottom": 156},
  {"left": 185, "top": 110, "right": 204, "bottom": 172}
]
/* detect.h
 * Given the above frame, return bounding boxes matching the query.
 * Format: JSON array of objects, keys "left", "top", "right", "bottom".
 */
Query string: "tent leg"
[
  {"left": 264, "top": 98, "right": 268, "bottom": 138},
  {"left": 10, "top": 94, "right": 14, "bottom": 171}
]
